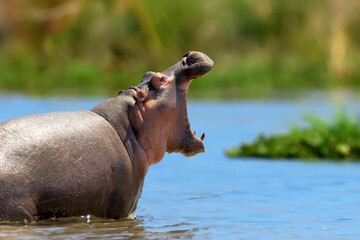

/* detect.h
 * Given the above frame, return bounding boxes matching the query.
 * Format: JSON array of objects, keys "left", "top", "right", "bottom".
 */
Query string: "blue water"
[{"left": 1, "top": 94, "right": 360, "bottom": 239}]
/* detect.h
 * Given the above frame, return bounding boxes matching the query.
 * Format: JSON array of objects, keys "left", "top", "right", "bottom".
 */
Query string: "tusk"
[{"left": 200, "top": 133, "right": 205, "bottom": 141}]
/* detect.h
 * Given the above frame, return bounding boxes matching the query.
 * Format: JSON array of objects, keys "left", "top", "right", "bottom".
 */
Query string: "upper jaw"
[
  {"left": 162, "top": 51, "right": 214, "bottom": 82},
  {"left": 136, "top": 51, "right": 214, "bottom": 89}
]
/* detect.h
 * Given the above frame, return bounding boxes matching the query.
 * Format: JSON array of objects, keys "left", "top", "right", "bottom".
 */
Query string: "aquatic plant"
[{"left": 226, "top": 111, "right": 360, "bottom": 161}]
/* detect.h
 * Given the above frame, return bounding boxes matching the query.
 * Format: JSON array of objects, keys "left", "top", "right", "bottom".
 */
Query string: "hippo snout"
[
  {"left": 161, "top": 51, "right": 213, "bottom": 81},
  {"left": 184, "top": 51, "right": 213, "bottom": 66},
  {"left": 182, "top": 51, "right": 214, "bottom": 80}
]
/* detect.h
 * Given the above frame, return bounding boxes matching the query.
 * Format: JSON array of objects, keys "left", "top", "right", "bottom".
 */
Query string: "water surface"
[{"left": 1, "top": 94, "right": 360, "bottom": 239}]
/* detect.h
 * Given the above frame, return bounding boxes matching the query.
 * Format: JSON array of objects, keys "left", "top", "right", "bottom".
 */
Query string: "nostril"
[
  {"left": 183, "top": 52, "right": 191, "bottom": 58},
  {"left": 186, "top": 52, "right": 197, "bottom": 65}
]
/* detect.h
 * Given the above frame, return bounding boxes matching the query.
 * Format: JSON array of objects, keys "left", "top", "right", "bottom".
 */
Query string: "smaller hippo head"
[{"left": 126, "top": 51, "right": 213, "bottom": 165}]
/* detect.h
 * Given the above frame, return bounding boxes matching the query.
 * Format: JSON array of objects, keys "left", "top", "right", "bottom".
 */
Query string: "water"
[{"left": 1, "top": 94, "right": 360, "bottom": 239}]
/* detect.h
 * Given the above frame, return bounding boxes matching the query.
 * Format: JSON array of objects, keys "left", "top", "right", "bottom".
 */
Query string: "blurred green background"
[{"left": 0, "top": 0, "right": 359, "bottom": 99}]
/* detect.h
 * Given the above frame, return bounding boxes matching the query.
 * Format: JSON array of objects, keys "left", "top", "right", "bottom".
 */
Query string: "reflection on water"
[
  {"left": 1, "top": 93, "right": 360, "bottom": 239},
  {"left": 0, "top": 216, "right": 202, "bottom": 239}
]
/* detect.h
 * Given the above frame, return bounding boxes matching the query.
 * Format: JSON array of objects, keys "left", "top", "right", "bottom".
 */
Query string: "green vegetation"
[
  {"left": 226, "top": 111, "right": 360, "bottom": 161},
  {"left": 0, "top": 0, "right": 360, "bottom": 97}
]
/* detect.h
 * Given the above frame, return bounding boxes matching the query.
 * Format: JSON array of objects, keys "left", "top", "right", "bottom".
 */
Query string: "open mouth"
[
  {"left": 177, "top": 85, "right": 206, "bottom": 157},
  {"left": 174, "top": 51, "right": 214, "bottom": 157}
]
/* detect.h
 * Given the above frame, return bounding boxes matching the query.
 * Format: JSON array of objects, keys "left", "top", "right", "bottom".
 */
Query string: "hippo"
[{"left": 0, "top": 51, "right": 213, "bottom": 222}]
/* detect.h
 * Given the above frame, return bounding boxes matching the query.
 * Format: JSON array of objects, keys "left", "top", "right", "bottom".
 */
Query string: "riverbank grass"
[{"left": 227, "top": 111, "right": 360, "bottom": 161}]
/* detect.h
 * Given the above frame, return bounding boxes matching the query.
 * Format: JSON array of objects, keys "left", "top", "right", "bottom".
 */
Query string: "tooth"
[
  {"left": 193, "top": 131, "right": 196, "bottom": 135},
  {"left": 200, "top": 133, "right": 205, "bottom": 141}
]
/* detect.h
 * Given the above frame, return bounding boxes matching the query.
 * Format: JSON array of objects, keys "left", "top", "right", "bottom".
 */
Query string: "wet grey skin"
[{"left": 0, "top": 51, "right": 214, "bottom": 222}]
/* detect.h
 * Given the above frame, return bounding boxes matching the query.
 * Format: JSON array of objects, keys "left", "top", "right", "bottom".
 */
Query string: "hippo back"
[{"left": 0, "top": 110, "right": 138, "bottom": 221}]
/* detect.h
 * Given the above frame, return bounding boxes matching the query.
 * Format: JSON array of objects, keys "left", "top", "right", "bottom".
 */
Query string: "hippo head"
[{"left": 127, "top": 51, "right": 214, "bottom": 165}]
